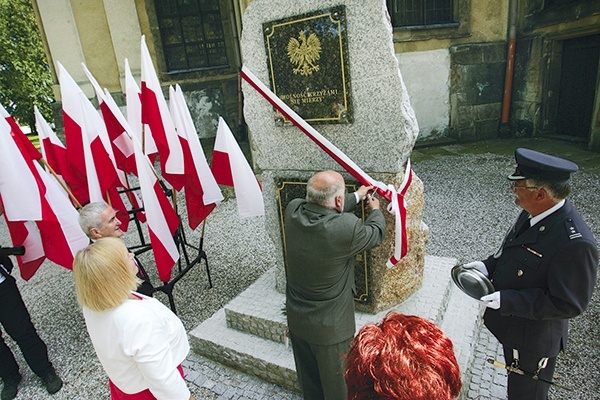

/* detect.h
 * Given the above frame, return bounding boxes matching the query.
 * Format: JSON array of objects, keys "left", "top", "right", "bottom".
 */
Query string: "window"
[
  {"left": 154, "top": 0, "right": 228, "bottom": 72},
  {"left": 387, "top": 0, "right": 455, "bottom": 28}
]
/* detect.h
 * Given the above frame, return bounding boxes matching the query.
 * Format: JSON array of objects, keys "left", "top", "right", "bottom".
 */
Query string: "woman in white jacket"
[{"left": 73, "top": 237, "right": 194, "bottom": 400}]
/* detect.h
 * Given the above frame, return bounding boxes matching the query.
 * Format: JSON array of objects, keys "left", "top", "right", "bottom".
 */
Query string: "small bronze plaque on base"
[{"left": 263, "top": 5, "right": 352, "bottom": 125}]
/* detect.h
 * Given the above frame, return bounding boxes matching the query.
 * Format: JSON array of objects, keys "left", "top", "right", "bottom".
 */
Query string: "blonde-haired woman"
[{"left": 73, "top": 237, "right": 194, "bottom": 400}]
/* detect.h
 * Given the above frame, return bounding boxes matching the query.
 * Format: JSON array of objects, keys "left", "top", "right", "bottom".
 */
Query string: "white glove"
[
  {"left": 463, "top": 261, "right": 488, "bottom": 277},
  {"left": 480, "top": 291, "right": 501, "bottom": 309}
]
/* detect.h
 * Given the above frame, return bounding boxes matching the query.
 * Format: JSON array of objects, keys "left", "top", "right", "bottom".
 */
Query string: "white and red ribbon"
[
  {"left": 240, "top": 66, "right": 413, "bottom": 266},
  {"left": 386, "top": 159, "right": 413, "bottom": 267}
]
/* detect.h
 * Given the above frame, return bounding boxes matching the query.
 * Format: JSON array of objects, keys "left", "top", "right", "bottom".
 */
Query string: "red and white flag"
[
  {"left": 82, "top": 63, "right": 146, "bottom": 222},
  {"left": 0, "top": 110, "right": 89, "bottom": 278},
  {"left": 35, "top": 106, "right": 72, "bottom": 201},
  {"left": 57, "top": 61, "right": 92, "bottom": 205},
  {"left": 211, "top": 117, "right": 264, "bottom": 218},
  {"left": 2, "top": 217, "right": 45, "bottom": 280},
  {"left": 170, "top": 85, "right": 223, "bottom": 229},
  {"left": 0, "top": 104, "right": 41, "bottom": 163},
  {"left": 82, "top": 63, "right": 137, "bottom": 176},
  {"left": 36, "top": 105, "right": 68, "bottom": 177},
  {"left": 125, "top": 58, "right": 158, "bottom": 157},
  {"left": 78, "top": 90, "right": 131, "bottom": 230},
  {"left": 1, "top": 104, "right": 45, "bottom": 278},
  {"left": 59, "top": 62, "right": 130, "bottom": 230},
  {"left": 132, "top": 135, "right": 179, "bottom": 282},
  {"left": 140, "top": 36, "right": 185, "bottom": 190}
]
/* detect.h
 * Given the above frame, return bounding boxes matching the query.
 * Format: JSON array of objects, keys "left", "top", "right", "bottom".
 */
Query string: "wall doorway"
[{"left": 555, "top": 34, "right": 600, "bottom": 140}]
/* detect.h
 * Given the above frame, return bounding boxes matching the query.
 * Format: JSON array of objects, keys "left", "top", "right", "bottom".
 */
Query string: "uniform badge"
[{"left": 565, "top": 219, "right": 582, "bottom": 240}]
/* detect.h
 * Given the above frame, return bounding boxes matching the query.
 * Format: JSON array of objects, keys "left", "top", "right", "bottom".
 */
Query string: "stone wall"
[{"left": 449, "top": 42, "right": 506, "bottom": 142}]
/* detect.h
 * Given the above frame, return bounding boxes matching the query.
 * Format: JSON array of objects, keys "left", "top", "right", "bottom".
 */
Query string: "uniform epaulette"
[{"left": 565, "top": 218, "right": 582, "bottom": 240}]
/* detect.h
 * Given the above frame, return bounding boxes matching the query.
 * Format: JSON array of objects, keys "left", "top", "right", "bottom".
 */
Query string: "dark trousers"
[
  {"left": 289, "top": 331, "right": 352, "bottom": 400},
  {"left": 503, "top": 346, "right": 557, "bottom": 400},
  {"left": 0, "top": 275, "right": 53, "bottom": 380}
]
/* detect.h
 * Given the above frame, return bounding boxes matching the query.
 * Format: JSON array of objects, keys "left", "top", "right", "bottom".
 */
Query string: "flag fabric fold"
[
  {"left": 82, "top": 63, "right": 147, "bottom": 222},
  {"left": 169, "top": 85, "right": 223, "bottom": 229},
  {"left": 82, "top": 63, "right": 137, "bottom": 176},
  {"left": 125, "top": 58, "right": 158, "bottom": 157},
  {"left": 132, "top": 135, "right": 180, "bottom": 282},
  {"left": 0, "top": 108, "right": 89, "bottom": 278},
  {"left": 35, "top": 106, "right": 73, "bottom": 202},
  {"left": 59, "top": 62, "right": 130, "bottom": 230},
  {"left": 77, "top": 90, "right": 130, "bottom": 231},
  {"left": 36, "top": 105, "right": 68, "bottom": 178},
  {"left": 140, "top": 36, "right": 185, "bottom": 191},
  {"left": 211, "top": 117, "right": 264, "bottom": 218},
  {"left": 2, "top": 218, "right": 45, "bottom": 280},
  {"left": 57, "top": 62, "right": 92, "bottom": 206},
  {"left": 0, "top": 104, "right": 42, "bottom": 162}
]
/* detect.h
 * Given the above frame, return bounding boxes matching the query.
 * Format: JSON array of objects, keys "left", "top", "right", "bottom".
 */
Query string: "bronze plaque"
[
  {"left": 276, "top": 179, "right": 371, "bottom": 304},
  {"left": 263, "top": 6, "right": 352, "bottom": 125}
]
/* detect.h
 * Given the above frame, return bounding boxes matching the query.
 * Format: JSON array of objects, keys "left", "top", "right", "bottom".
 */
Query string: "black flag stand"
[
  {"left": 120, "top": 183, "right": 213, "bottom": 314},
  {"left": 154, "top": 219, "right": 212, "bottom": 313}
]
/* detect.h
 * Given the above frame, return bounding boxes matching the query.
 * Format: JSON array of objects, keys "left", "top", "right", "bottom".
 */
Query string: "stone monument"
[{"left": 241, "top": 0, "right": 427, "bottom": 313}]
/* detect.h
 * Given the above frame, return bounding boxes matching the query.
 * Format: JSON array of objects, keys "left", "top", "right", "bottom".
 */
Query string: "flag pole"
[
  {"left": 172, "top": 189, "right": 178, "bottom": 213},
  {"left": 39, "top": 158, "right": 82, "bottom": 209}
]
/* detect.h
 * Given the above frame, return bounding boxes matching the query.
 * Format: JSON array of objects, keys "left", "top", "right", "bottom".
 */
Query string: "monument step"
[
  {"left": 190, "top": 256, "right": 484, "bottom": 396},
  {"left": 190, "top": 308, "right": 300, "bottom": 392},
  {"left": 224, "top": 268, "right": 289, "bottom": 344}
]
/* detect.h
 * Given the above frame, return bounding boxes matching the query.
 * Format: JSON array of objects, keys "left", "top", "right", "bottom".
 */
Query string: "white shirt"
[
  {"left": 82, "top": 293, "right": 190, "bottom": 399},
  {"left": 530, "top": 199, "right": 565, "bottom": 227}
]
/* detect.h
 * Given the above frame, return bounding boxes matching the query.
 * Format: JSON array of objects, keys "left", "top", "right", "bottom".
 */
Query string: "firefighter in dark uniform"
[{"left": 464, "top": 148, "right": 598, "bottom": 400}]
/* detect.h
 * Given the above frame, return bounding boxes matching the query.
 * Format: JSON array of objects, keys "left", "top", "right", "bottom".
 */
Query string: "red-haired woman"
[{"left": 345, "top": 312, "right": 461, "bottom": 400}]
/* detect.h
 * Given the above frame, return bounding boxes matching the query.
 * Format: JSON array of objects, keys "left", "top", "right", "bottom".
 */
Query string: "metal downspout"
[{"left": 499, "top": 0, "right": 518, "bottom": 137}]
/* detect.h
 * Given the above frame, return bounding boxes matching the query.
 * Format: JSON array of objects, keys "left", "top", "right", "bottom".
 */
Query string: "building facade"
[{"left": 32, "top": 0, "right": 600, "bottom": 150}]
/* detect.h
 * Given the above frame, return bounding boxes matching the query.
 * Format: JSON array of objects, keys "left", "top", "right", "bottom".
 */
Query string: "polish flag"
[
  {"left": 169, "top": 85, "right": 223, "bottom": 229},
  {"left": 0, "top": 104, "right": 41, "bottom": 162},
  {"left": 82, "top": 63, "right": 137, "bottom": 175},
  {"left": 57, "top": 62, "right": 92, "bottom": 205},
  {"left": 35, "top": 106, "right": 68, "bottom": 177},
  {"left": 35, "top": 106, "right": 72, "bottom": 202},
  {"left": 0, "top": 111, "right": 89, "bottom": 278},
  {"left": 0, "top": 105, "right": 46, "bottom": 278},
  {"left": 140, "top": 36, "right": 185, "bottom": 190},
  {"left": 211, "top": 117, "right": 264, "bottom": 218},
  {"left": 2, "top": 217, "right": 45, "bottom": 280},
  {"left": 82, "top": 63, "right": 146, "bottom": 222},
  {"left": 58, "top": 62, "right": 129, "bottom": 230},
  {"left": 132, "top": 135, "right": 179, "bottom": 282},
  {"left": 76, "top": 90, "right": 130, "bottom": 231},
  {"left": 125, "top": 58, "right": 158, "bottom": 157}
]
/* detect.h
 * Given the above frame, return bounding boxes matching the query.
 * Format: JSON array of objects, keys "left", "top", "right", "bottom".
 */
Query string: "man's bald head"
[{"left": 306, "top": 170, "right": 345, "bottom": 208}]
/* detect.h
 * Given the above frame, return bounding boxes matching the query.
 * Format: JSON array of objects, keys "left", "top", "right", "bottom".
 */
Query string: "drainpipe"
[{"left": 499, "top": 0, "right": 518, "bottom": 138}]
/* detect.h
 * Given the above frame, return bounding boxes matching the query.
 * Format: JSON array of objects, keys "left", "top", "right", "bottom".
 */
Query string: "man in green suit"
[{"left": 284, "top": 170, "right": 386, "bottom": 400}]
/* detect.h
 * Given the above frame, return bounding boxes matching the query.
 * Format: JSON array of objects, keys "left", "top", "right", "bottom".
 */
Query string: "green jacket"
[{"left": 284, "top": 193, "right": 386, "bottom": 345}]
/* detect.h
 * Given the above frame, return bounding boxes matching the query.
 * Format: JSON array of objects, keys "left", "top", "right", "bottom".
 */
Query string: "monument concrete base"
[{"left": 190, "top": 255, "right": 484, "bottom": 395}]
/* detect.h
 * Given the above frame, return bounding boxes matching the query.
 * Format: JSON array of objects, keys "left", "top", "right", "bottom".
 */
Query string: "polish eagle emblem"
[{"left": 287, "top": 30, "right": 322, "bottom": 76}]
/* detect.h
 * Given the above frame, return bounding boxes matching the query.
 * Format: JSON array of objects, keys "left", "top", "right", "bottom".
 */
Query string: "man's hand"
[
  {"left": 480, "top": 292, "right": 501, "bottom": 309},
  {"left": 367, "top": 195, "right": 380, "bottom": 211},
  {"left": 463, "top": 261, "right": 488, "bottom": 277},
  {"left": 355, "top": 185, "right": 374, "bottom": 202}
]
